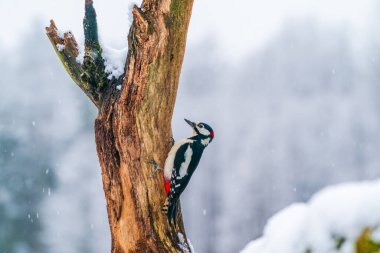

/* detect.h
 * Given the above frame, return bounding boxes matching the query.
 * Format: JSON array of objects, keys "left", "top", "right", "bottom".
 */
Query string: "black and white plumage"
[{"left": 163, "top": 119, "right": 214, "bottom": 226}]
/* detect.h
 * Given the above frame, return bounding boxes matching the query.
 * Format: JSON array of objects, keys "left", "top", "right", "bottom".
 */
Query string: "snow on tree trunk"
[{"left": 46, "top": 0, "right": 194, "bottom": 252}]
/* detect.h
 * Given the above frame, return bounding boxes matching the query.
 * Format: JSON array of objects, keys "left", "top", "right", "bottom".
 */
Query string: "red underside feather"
[{"left": 165, "top": 181, "right": 171, "bottom": 195}]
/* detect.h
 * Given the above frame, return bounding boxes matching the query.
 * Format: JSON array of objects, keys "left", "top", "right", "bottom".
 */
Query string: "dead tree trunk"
[{"left": 46, "top": 0, "right": 194, "bottom": 252}]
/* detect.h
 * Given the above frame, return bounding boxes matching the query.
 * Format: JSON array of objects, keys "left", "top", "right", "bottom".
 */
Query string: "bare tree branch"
[{"left": 45, "top": 20, "right": 100, "bottom": 106}]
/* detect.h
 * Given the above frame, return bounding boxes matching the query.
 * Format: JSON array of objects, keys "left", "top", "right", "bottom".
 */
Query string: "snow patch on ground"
[{"left": 241, "top": 180, "right": 380, "bottom": 253}]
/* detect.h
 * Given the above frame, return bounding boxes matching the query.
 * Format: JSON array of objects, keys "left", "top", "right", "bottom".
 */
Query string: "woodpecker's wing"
[
  {"left": 170, "top": 141, "right": 203, "bottom": 198},
  {"left": 166, "top": 141, "right": 204, "bottom": 225}
]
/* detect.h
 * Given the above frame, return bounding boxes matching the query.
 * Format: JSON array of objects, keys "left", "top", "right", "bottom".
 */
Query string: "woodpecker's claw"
[
  {"left": 162, "top": 198, "right": 169, "bottom": 213},
  {"left": 147, "top": 160, "right": 162, "bottom": 178},
  {"left": 169, "top": 137, "right": 175, "bottom": 146}
]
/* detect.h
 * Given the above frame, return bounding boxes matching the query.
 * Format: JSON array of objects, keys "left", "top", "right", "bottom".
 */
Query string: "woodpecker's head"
[{"left": 185, "top": 119, "right": 214, "bottom": 145}]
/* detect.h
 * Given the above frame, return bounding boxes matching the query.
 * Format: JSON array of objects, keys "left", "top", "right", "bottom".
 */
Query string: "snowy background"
[{"left": 1, "top": 0, "right": 380, "bottom": 252}]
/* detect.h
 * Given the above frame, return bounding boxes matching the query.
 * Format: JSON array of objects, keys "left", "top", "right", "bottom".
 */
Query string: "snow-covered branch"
[{"left": 46, "top": 1, "right": 112, "bottom": 108}]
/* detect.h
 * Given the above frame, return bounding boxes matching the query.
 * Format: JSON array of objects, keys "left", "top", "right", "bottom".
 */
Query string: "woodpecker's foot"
[
  {"left": 147, "top": 160, "right": 162, "bottom": 178},
  {"left": 162, "top": 198, "right": 169, "bottom": 213},
  {"left": 169, "top": 136, "right": 175, "bottom": 146}
]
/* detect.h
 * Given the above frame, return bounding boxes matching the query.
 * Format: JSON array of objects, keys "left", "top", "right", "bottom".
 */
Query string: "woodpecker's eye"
[{"left": 198, "top": 124, "right": 204, "bottom": 128}]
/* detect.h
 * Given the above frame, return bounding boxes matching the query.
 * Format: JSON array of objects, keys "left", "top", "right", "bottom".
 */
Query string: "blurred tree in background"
[
  {"left": 0, "top": 26, "right": 57, "bottom": 252},
  {"left": 0, "top": 23, "right": 101, "bottom": 253}
]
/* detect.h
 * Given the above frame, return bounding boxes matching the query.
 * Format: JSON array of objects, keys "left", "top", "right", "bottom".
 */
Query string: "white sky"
[{"left": 0, "top": 0, "right": 373, "bottom": 60}]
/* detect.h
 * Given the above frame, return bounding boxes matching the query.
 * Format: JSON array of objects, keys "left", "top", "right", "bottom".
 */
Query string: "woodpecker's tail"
[{"left": 162, "top": 198, "right": 179, "bottom": 227}]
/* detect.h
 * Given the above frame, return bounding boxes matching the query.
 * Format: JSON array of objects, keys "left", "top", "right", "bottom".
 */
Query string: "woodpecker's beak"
[{"left": 184, "top": 118, "right": 196, "bottom": 130}]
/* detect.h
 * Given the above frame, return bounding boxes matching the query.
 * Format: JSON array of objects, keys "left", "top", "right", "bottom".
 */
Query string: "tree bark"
[{"left": 46, "top": 0, "right": 194, "bottom": 252}]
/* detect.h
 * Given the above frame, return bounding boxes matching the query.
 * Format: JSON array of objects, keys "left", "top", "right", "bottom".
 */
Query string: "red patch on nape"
[
  {"left": 164, "top": 181, "right": 171, "bottom": 195},
  {"left": 210, "top": 131, "right": 215, "bottom": 138}
]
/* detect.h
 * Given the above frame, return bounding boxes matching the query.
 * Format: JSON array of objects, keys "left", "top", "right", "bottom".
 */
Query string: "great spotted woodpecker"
[{"left": 162, "top": 119, "right": 214, "bottom": 226}]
